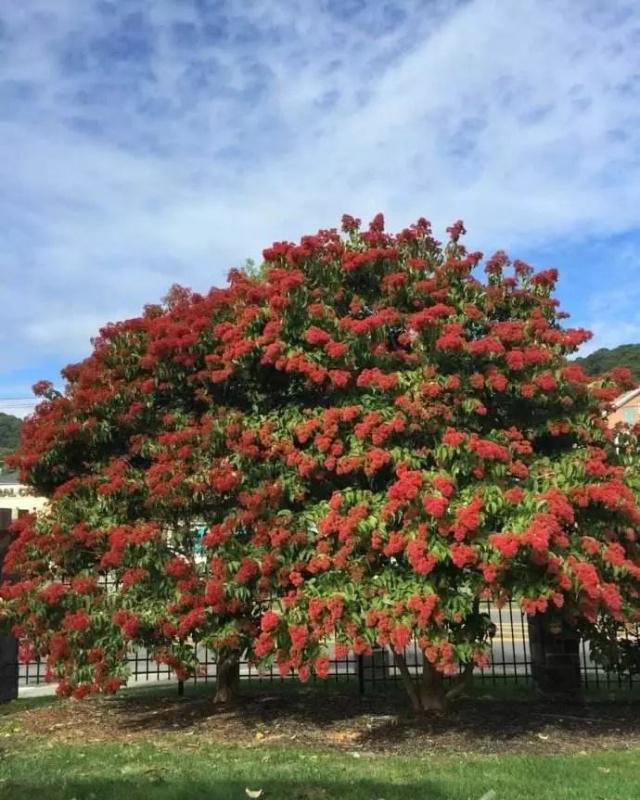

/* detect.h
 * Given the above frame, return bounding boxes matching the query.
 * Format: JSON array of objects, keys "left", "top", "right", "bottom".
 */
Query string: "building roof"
[
  {"left": 613, "top": 387, "right": 640, "bottom": 409},
  {"left": 0, "top": 471, "right": 20, "bottom": 485}
]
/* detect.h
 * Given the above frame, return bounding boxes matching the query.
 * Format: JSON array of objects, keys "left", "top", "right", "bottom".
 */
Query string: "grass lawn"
[
  {"left": 2, "top": 685, "right": 640, "bottom": 799},
  {"left": 1, "top": 738, "right": 639, "bottom": 799}
]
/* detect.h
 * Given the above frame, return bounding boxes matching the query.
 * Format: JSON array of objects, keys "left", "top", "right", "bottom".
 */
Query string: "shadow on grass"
[
  {"left": 0, "top": 776, "right": 452, "bottom": 800},
  {"left": 7, "top": 678, "right": 640, "bottom": 757},
  {"left": 98, "top": 680, "right": 640, "bottom": 755}
]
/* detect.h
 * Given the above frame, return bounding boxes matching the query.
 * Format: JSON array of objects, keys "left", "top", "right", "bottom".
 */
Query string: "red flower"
[
  {"left": 580, "top": 536, "right": 600, "bottom": 555},
  {"left": 406, "top": 540, "right": 437, "bottom": 575},
  {"left": 121, "top": 568, "right": 148, "bottom": 590},
  {"left": 260, "top": 610, "right": 280, "bottom": 633},
  {"left": 432, "top": 476, "right": 456, "bottom": 498},
  {"left": 469, "top": 436, "right": 510, "bottom": 463},
  {"left": 314, "top": 656, "right": 331, "bottom": 678},
  {"left": 423, "top": 495, "right": 448, "bottom": 518},
  {"left": 289, "top": 624, "right": 309, "bottom": 652},
  {"left": 489, "top": 532, "right": 519, "bottom": 558},
  {"left": 450, "top": 543, "right": 477, "bottom": 568},
  {"left": 388, "top": 470, "right": 422, "bottom": 503},
  {"left": 62, "top": 610, "right": 90, "bottom": 632},
  {"left": 601, "top": 583, "right": 623, "bottom": 613},
  {"left": 534, "top": 371, "right": 557, "bottom": 392},
  {"left": 504, "top": 487, "right": 524, "bottom": 503},
  {"left": 72, "top": 683, "right": 94, "bottom": 700},
  {"left": 39, "top": 583, "right": 68, "bottom": 605},
  {"left": 235, "top": 558, "right": 259, "bottom": 584},
  {"left": 442, "top": 429, "right": 466, "bottom": 447},
  {"left": 603, "top": 543, "right": 626, "bottom": 567},
  {"left": 71, "top": 576, "right": 98, "bottom": 594},
  {"left": 305, "top": 326, "right": 331, "bottom": 346},
  {"left": 390, "top": 625, "right": 411, "bottom": 653},
  {"left": 165, "top": 557, "right": 191, "bottom": 579}
]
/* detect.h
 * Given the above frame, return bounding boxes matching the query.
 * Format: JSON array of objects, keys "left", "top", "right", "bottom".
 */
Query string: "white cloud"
[
  {"left": 577, "top": 241, "right": 640, "bottom": 356},
  {"left": 1, "top": 0, "right": 640, "bottom": 390},
  {"left": 0, "top": 402, "right": 36, "bottom": 420}
]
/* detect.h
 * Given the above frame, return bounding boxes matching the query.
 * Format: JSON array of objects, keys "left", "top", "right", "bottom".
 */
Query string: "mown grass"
[
  {"left": 1, "top": 737, "right": 638, "bottom": 799},
  {"left": 3, "top": 681, "right": 640, "bottom": 799}
]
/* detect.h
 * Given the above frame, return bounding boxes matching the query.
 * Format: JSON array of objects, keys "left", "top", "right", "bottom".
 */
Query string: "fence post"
[
  {"left": 357, "top": 654, "right": 364, "bottom": 695},
  {"left": 0, "top": 636, "right": 18, "bottom": 703},
  {"left": 0, "top": 531, "right": 18, "bottom": 703},
  {"left": 527, "top": 614, "right": 581, "bottom": 695}
]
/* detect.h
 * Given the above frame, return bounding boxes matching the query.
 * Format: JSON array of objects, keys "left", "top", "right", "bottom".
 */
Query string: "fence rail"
[{"left": 16, "top": 602, "right": 640, "bottom": 692}]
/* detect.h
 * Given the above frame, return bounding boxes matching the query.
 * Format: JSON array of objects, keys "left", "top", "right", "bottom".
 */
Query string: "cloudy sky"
[{"left": 1, "top": 0, "right": 640, "bottom": 417}]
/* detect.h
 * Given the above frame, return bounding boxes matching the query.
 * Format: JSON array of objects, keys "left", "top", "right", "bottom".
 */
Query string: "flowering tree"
[
  {"left": 1, "top": 283, "right": 296, "bottom": 701},
  {"left": 2, "top": 214, "right": 640, "bottom": 711}
]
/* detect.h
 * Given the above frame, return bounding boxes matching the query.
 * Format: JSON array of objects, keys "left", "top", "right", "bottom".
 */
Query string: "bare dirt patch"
[{"left": 13, "top": 687, "right": 640, "bottom": 757}]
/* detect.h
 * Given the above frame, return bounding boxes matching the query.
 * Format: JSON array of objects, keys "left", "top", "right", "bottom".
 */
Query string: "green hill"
[
  {"left": 575, "top": 343, "right": 640, "bottom": 383},
  {"left": 0, "top": 412, "right": 22, "bottom": 472}
]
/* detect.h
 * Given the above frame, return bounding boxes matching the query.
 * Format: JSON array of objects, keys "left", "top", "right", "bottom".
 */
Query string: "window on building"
[
  {"left": 17, "top": 509, "right": 29, "bottom": 518},
  {"left": 0, "top": 508, "right": 11, "bottom": 532},
  {"left": 622, "top": 407, "right": 637, "bottom": 424}
]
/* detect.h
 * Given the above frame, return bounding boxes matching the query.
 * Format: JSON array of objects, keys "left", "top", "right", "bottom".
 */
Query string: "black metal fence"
[{"left": 14, "top": 601, "right": 640, "bottom": 693}]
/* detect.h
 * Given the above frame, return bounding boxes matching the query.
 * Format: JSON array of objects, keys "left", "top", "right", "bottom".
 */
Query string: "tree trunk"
[
  {"left": 527, "top": 614, "right": 581, "bottom": 696},
  {"left": 394, "top": 653, "right": 448, "bottom": 713},
  {"left": 214, "top": 653, "right": 240, "bottom": 704},
  {"left": 417, "top": 660, "right": 448, "bottom": 712}
]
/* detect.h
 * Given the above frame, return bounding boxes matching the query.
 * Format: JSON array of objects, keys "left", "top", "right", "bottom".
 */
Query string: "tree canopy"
[
  {"left": 575, "top": 344, "right": 640, "bottom": 383},
  {"left": 2, "top": 214, "right": 640, "bottom": 710}
]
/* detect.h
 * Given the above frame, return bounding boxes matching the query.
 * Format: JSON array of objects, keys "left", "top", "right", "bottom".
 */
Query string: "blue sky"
[{"left": 1, "top": 0, "right": 640, "bottom": 417}]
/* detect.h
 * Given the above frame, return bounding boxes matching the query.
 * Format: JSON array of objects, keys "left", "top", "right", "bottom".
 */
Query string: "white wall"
[{"left": 0, "top": 484, "right": 47, "bottom": 520}]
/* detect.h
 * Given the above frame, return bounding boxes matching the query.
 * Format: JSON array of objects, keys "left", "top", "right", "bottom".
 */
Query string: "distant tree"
[
  {"left": 575, "top": 344, "right": 640, "bottom": 383},
  {"left": 0, "top": 413, "right": 22, "bottom": 472},
  {"left": 2, "top": 215, "right": 640, "bottom": 713}
]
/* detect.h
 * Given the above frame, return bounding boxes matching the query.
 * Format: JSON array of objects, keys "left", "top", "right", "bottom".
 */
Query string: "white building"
[{"left": 0, "top": 472, "right": 47, "bottom": 533}]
